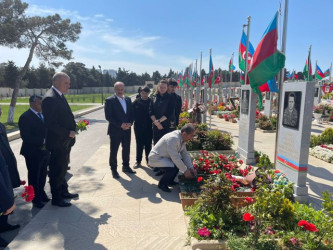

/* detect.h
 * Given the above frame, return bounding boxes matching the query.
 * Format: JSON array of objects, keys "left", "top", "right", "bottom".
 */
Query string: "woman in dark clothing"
[
  {"left": 132, "top": 86, "right": 153, "bottom": 169},
  {"left": 149, "top": 80, "right": 175, "bottom": 145}
]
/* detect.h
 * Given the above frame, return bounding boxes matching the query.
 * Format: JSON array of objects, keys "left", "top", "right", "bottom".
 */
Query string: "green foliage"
[
  {"left": 310, "top": 128, "right": 333, "bottom": 147},
  {"left": 322, "top": 191, "right": 333, "bottom": 217},
  {"left": 196, "top": 123, "right": 208, "bottom": 131},
  {"left": 179, "top": 112, "right": 190, "bottom": 118},
  {"left": 269, "top": 116, "right": 277, "bottom": 129},
  {"left": 257, "top": 153, "right": 274, "bottom": 170},
  {"left": 187, "top": 129, "right": 233, "bottom": 151},
  {"left": 259, "top": 120, "right": 273, "bottom": 130}
]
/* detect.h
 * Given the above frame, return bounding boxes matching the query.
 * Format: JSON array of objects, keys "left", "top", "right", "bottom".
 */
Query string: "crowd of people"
[{"left": 0, "top": 74, "right": 197, "bottom": 247}]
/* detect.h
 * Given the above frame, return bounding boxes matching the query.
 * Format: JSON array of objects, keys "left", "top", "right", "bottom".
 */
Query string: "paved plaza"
[{"left": 3, "top": 111, "right": 333, "bottom": 250}]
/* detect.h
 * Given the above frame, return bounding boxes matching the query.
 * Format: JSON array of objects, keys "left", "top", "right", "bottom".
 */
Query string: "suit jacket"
[
  {"left": 0, "top": 123, "right": 20, "bottom": 188},
  {"left": 105, "top": 95, "right": 134, "bottom": 136},
  {"left": 0, "top": 151, "right": 14, "bottom": 214},
  {"left": 42, "top": 88, "right": 76, "bottom": 151},
  {"left": 18, "top": 109, "right": 48, "bottom": 157}
]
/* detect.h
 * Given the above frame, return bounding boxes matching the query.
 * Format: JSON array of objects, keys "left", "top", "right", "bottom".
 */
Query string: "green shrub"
[
  {"left": 270, "top": 116, "right": 277, "bottom": 129},
  {"left": 310, "top": 128, "right": 333, "bottom": 147},
  {"left": 259, "top": 120, "right": 273, "bottom": 130}
]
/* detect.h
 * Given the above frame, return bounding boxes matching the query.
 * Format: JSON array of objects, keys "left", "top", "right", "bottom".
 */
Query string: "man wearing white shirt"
[
  {"left": 148, "top": 123, "right": 197, "bottom": 192},
  {"left": 105, "top": 82, "right": 135, "bottom": 179},
  {"left": 19, "top": 95, "right": 50, "bottom": 208}
]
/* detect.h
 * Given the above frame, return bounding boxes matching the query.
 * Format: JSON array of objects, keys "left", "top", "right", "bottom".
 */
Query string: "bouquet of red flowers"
[
  {"left": 75, "top": 119, "right": 89, "bottom": 134},
  {"left": 21, "top": 185, "right": 35, "bottom": 202}
]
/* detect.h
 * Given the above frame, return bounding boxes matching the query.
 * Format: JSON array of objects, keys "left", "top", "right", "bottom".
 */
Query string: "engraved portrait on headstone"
[
  {"left": 282, "top": 91, "right": 301, "bottom": 130},
  {"left": 266, "top": 92, "right": 270, "bottom": 100},
  {"left": 314, "top": 88, "right": 319, "bottom": 97},
  {"left": 241, "top": 90, "right": 249, "bottom": 115}
]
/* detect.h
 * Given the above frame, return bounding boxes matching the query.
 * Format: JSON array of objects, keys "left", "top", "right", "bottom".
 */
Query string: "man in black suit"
[
  {"left": 0, "top": 151, "right": 16, "bottom": 247},
  {"left": 105, "top": 81, "right": 135, "bottom": 179},
  {"left": 18, "top": 95, "right": 50, "bottom": 209},
  {"left": 42, "top": 72, "right": 78, "bottom": 207},
  {"left": 167, "top": 78, "right": 182, "bottom": 128}
]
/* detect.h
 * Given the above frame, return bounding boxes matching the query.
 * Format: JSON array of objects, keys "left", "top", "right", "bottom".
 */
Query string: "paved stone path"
[{"left": 4, "top": 112, "right": 333, "bottom": 250}]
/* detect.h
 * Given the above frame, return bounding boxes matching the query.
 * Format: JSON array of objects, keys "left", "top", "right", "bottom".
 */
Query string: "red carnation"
[
  {"left": 21, "top": 185, "right": 35, "bottom": 202},
  {"left": 238, "top": 159, "right": 243, "bottom": 164},
  {"left": 20, "top": 180, "right": 26, "bottom": 185},
  {"left": 298, "top": 220, "right": 318, "bottom": 232},
  {"left": 197, "top": 227, "right": 211, "bottom": 237},
  {"left": 197, "top": 177, "right": 203, "bottom": 182},
  {"left": 245, "top": 197, "right": 254, "bottom": 204},
  {"left": 243, "top": 213, "right": 254, "bottom": 221},
  {"left": 275, "top": 169, "right": 281, "bottom": 173}
]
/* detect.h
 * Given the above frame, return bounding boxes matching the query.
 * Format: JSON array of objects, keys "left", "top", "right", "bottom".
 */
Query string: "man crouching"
[{"left": 148, "top": 123, "right": 197, "bottom": 192}]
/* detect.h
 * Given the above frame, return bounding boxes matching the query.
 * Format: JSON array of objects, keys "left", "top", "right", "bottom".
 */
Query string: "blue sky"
[{"left": 0, "top": 0, "right": 332, "bottom": 75}]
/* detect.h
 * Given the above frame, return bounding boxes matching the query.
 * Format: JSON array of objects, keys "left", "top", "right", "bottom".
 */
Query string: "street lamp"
[{"left": 98, "top": 65, "right": 104, "bottom": 105}]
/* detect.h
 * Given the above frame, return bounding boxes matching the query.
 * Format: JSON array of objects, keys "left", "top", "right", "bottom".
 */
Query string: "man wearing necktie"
[
  {"left": 105, "top": 81, "right": 135, "bottom": 178},
  {"left": 42, "top": 72, "right": 78, "bottom": 207},
  {"left": 18, "top": 95, "right": 50, "bottom": 208}
]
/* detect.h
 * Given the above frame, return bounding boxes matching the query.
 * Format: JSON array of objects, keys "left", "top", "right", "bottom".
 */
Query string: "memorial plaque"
[{"left": 241, "top": 90, "right": 249, "bottom": 115}]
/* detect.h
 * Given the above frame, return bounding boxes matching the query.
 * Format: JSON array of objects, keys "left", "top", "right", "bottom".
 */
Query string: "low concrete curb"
[{"left": 7, "top": 105, "right": 104, "bottom": 142}]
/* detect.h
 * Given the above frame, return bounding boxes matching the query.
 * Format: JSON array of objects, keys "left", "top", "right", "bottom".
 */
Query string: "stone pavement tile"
[
  {"left": 168, "top": 220, "right": 188, "bottom": 237},
  {"left": 8, "top": 237, "right": 65, "bottom": 250},
  {"left": 136, "top": 236, "right": 188, "bottom": 250},
  {"left": 94, "top": 236, "right": 137, "bottom": 250},
  {"left": 138, "top": 220, "right": 170, "bottom": 237}
]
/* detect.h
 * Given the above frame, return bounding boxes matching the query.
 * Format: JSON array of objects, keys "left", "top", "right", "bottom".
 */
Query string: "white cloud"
[{"left": 102, "top": 34, "right": 160, "bottom": 57}]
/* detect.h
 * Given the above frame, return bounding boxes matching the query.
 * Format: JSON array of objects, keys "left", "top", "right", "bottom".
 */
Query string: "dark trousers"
[
  {"left": 49, "top": 147, "right": 70, "bottom": 201},
  {"left": 24, "top": 152, "right": 50, "bottom": 203},
  {"left": 159, "top": 166, "right": 179, "bottom": 186},
  {"left": 134, "top": 127, "right": 152, "bottom": 164},
  {"left": 153, "top": 127, "right": 169, "bottom": 145},
  {"left": 0, "top": 215, "right": 8, "bottom": 227},
  {"left": 109, "top": 131, "right": 131, "bottom": 171}
]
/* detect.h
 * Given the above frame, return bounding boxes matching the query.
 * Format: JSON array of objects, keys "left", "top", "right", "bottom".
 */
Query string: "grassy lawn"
[
  {"left": 0, "top": 93, "right": 134, "bottom": 104},
  {"left": 0, "top": 104, "right": 94, "bottom": 133}
]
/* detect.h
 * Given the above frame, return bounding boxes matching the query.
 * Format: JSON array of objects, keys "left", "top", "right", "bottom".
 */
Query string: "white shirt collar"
[
  {"left": 52, "top": 86, "right": 63, "bottom": 96},
  {"left": 30, "top": 107, "right": 43, "bottom": 118}
]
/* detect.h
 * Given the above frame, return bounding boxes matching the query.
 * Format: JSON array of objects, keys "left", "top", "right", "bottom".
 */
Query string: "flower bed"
[
  {"left": 184, "top": 151, "right": 333, "bottom": 249},
  {"left": 309, "top": 144, "right": 333, "bottom": 163}
]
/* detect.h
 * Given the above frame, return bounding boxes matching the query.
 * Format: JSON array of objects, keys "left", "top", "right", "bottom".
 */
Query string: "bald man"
[
  {"left": 105, "top": 82, "right": 135, "bottom": 178},
  {"left": 42, "top": 72, "right": 78, "bottom": 207}
]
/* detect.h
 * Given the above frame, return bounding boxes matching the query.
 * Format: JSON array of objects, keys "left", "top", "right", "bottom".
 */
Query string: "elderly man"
[
  {"left": 148, "top": 123, "right": 197, "bottom": 192},
  {"left": 105, "top": 81, "right": 135, "bottom": 179},
  {"left": 42, "top": 72, "right": 78, "bottom": 207},
  {"left": 19, "top": 95, "right": 50, "bottom": 208}
]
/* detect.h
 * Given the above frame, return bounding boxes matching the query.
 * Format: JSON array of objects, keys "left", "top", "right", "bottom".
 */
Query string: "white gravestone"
[
  {"left": 237, "top": 85, "right": 257, "bottom": 164},
  {"left": 264, "top": 92, "right": 273, "bottom": 117},
  {"left": 276, "top": 81, "right": 315, "bottom": 203},
  {"left": 313, "top": 84, "right": 321, "bottom": 106}
]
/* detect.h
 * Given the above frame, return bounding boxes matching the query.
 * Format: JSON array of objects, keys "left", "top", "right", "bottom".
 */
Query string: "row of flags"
[{"left": 177, "top": 11, "right": 331, "bottom": 96}]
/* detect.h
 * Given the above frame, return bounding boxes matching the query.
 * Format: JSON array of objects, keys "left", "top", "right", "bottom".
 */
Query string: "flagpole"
[
  {"left": 230, "top": 52, "right": 234, "bottom": 83},
  {"left": 274, "top": 0, "right": 289, "bottom": 165},
  {"left": 203, "top": 51, "right": 207, "bottom": 123},
  {"left": 330, "top": 62, "right": 332, "bottom": 82},
  {"left": 315, "top": 60, "right": 318, "bottom": 81},
  {"left": 308, "top": 45, "right": 312, "bottom": 81},
  {"left": 244, "top": 16, "right": 251, "bottom": 85}
]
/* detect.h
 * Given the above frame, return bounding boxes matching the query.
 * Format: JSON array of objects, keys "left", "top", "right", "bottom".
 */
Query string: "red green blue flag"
[
  {"left": 303, "top": 58, "right": 313, "bottom": 81},
  {"left": 248, "top": 11, "right": 285, "bottom": 108},
  {"left": 315, "top": 65, "right": 325, "bottom": 80},
  {"left": 324, "top": 68, "right": 330, "bottom": 77},
  {"left": 239, "top": 31, "right": 255, "bottom": 72},
  {"left": 228, "top": 59, "right": 236, "bottom": 74},
  {"left": 258, "top": 78, "right": 278, "bottom": 93},
  {"left": 214, "top": 75, "right": 221, "bottom": 84}
]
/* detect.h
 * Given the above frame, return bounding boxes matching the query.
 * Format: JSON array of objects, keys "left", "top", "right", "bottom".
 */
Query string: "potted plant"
[{"left": 313, "top": 105, "right": 323, "bottom": 121}]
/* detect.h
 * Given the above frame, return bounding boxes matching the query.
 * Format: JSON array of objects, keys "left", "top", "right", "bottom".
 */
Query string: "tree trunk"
[{"left": 7, "top": 42, "right": 37, "bottom": 123}]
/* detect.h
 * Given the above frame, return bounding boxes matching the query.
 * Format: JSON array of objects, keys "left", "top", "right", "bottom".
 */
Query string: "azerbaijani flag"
[
  {"left": 239, "top": 31, "right": 255, "bottom": 72},
  {"left": 208, "top": 53, "right": 214, "bottom": 88},
  {"left": 201, "top": 76, "right": 205, "bottom": 86},
  {"left": 324, "top": 68, "right": 330, "bottom": 77},
  {"left": 214, "top": 75, "right": 221, "bottom": 84},
  {"left": 248, "top": 11, "right": 285, "bottom": 108},
  {"left": 286, "top": 72, "right": 292, "bottom": 79},
  {"left": 178, "top": 72, "right": 183, "bottom": 87},
  {"left": 315, "top": 65, "right": 325, "bottom": 80},
  {"left": 228, "top": 59, "right": 236, "bottom": 74},
  {"left": 258, "top": 78, "right": 278, "bottom": 93},
  {"left": 303, "top": 58, "right": 313, "bottom": 81}
]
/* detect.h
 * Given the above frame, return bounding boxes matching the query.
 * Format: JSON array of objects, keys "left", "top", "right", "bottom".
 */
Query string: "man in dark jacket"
[
  {"left": 0, "top": 151, "right": 16, "bottom": 247},
  {"left": 42, "top": 72, "right": 78, "bottom": 207},
  {"left": 19, "top": 95, "right": 50, "bottom": 208},
  {"left": 105, "top": 81, "right": 135, "bottom": 179},
  {"left": 0, "top": 106, "right": 20, "bottom": 234},
  {"left": 167, "top": 78, "right": 182, "bottom": 128}
]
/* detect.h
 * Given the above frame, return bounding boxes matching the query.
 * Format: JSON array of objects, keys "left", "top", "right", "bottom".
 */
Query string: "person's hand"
[
  {"left": 121, "top": 123, "right": 129, "bottom": 130},
  {"left": 190, "top": 168, "right": 197, "bottom": 178},
  {"left": 69, "top": 131, "right": 76, "bottom": 138},
  {"left": 156, "top": 122, "right": 164, "bottom": 130},
  {"left": 4, "top": 203, "right": 15, "bottom": 215},
  {"left": 184, "top": 169, "right": 194, "bottom": 179}
]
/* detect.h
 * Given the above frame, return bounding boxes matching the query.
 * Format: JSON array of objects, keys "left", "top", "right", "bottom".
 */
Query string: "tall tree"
[
  {"left": 152, "top": 70, "right": 161, "bottom": 84},
  {"left": 0, "top": 0, "right": 81, "bottom": 123},
  {"left": 4, "top": 61, "right": 19, "bottom": 88}
]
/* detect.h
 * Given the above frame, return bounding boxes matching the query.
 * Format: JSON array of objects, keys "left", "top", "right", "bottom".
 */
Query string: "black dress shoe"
[
  {"left": 51, "top": 199, "right": 72, "bottom": 207},
  {"left": 41, "top": 196, "right": 51, "bottom": 202},
  {"left": 153, "top": 167, "right": 159, "bottom": 172},
  {"left": 62, "top": 192, "right": 79, "bottom": 199},
  {"left": 0, "top": 223, "right": 20, "bottom": 233},
  {"left": 168, "top": 181, "right": 179, "bottom": 186},
  {"left": 0, "top": 237, "right": 8, "bottom": 247},
  {"left": 112, "top": 170, "right": 120, "bottom": 179},
  {"left": 33, "top": 201, "right": 45, "bottom": 208},
  {"left": 122, "top": 168, "right": 136, "bottom": 174},
  {"left": 158, "top": 184, "right": 171, "bottom": 192}
]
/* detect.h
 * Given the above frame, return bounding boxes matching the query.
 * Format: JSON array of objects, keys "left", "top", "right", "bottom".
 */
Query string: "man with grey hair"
[
  {"left": 148, "top": 123, "right": 197, "bottom": 192},
  {"left": 105, "top": 81, "right": 135, "bottom": 179},
  {"left": 42, "top": 72, "right": 78, "bottom": 207}
]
